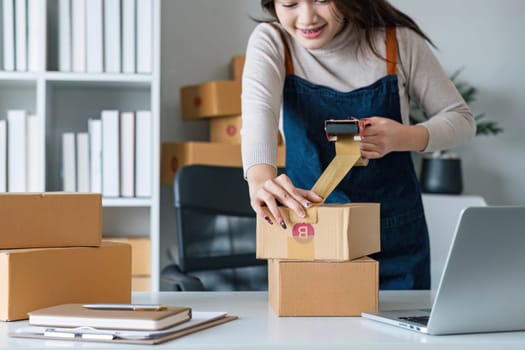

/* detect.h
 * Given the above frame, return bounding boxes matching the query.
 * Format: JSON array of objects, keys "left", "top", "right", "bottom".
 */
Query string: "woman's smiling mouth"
[{"left": 298, "top": 24, "right": 326, "bottom": 39}]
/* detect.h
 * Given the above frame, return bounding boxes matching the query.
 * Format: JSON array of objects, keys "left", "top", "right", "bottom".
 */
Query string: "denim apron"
[{"left": 277, "top": 26, "right": 430, "bottom": 289}]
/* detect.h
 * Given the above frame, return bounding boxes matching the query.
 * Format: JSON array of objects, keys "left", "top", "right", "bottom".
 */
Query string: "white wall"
[{"left": 161, "top": 0, "right": 525, "bottom": 206}]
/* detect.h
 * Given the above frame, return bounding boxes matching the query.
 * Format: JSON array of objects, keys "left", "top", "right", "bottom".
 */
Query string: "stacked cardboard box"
[
  {"left": 0, "top": 193, "right": 131, "bottom": 321},
  {"left": 163, "top": 55, "right": 285, "bottom": 186},
  {"left": 184, "top": 54, "right": 283, "bottom": 141},
  {"left": 103, "top": 237, "right": 151, "bottom": 291},
  {"left": 257, "top": 202, "right": 380, "bottom": 316}
]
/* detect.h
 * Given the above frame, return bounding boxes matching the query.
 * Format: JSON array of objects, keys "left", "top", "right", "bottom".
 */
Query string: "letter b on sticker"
[{"left": 292, "top": 223, "right": 314, "bottom": 243}]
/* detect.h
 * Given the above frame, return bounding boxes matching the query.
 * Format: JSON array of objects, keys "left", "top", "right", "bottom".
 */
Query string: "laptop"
[{"left": 362, "top": 206, "right": 525, "bottom": 335}]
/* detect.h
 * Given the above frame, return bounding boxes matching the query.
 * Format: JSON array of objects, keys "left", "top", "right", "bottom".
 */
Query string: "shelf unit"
[{"left": 0, "top": 0, "right": 162, "bottom": 291}]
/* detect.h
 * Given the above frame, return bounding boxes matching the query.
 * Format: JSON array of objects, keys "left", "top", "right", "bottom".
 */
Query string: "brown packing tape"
[
  {"left": 311, "top": 135, "right": 363, "bottom": 200},
  {"left": 286, "top": 135, "right": 365, "bottom": 259}
]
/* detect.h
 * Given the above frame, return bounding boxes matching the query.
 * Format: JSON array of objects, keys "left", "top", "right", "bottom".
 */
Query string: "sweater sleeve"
[
  {"left": 241, "top": 23, "right": 286, "bottom": 177},
  {"left": 397, "top": 27, "right": 476, "bottom": 152}
]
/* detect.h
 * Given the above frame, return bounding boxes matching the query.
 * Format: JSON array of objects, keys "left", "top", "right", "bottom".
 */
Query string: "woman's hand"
[
  {"left": 360, "top": 117, "right": 429, "bottom": 159},
  {"left": 246, "top": 164, "right": 323, "bottom": 229}
]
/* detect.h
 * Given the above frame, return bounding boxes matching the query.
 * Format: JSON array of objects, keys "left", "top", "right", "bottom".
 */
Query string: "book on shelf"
[
  {"left": 72, "top": 0, "right": 86, "bottom": 72},
  {"left": 101, "top": 110, "right": 120, "bottom": 197},
  {"left": 104, "top": 0, "right": 121, "bottom": 73},
  {"left": 120, "top": 112, "right": 135, "bottom": 197},
  {"left": 28, "top": 303, "right": 192, "bottom": 331},
  {"left": 62, "top": 132, "right": 76, "bottom": 191},
  {"left": 135, "top": 110, "right": 152, "bottom": 197},
  {"left": 15, "top": 0, "right": 27, "bottom": 71},
  {"left": 86, "top": 0, "right": 103, "bottom": 73},
  {"left": 26, "top": 115, "right": 41, "bottom": 192},
  {"left": 7, "top": 110, "right": 27, "bottom": 192},
  {"left": 27, "top": 0, "right": 42, "bottom": 72},
  {"left": 88, "top": 118, "right": 102, "bottom": 193},
  {"left": 122, "top": 0, "right": 136, "bottom": 73},
  {"left": 58, "top": 0, "right": 71, "bottom": 72},
  {"left": 76, "top": 132, "right": 90, "bottom": 192},
  {"left": 136, "top": 0, "right": 152, "bottom": 74},
  {"left": 3, "top": 0, "right": 15, "bottom": 71},
  {"left": 0, "top": 120, "right": 6, "bottom": 192}
]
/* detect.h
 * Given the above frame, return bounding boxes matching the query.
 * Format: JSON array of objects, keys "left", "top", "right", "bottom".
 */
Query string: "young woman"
[{"left": 241, "top": 0, "right": 475, "bottom": 289}]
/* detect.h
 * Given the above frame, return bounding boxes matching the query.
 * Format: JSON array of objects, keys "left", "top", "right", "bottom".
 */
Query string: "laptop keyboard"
[{"left": 398, "top": 316, "right": 429, "bottom": 326}]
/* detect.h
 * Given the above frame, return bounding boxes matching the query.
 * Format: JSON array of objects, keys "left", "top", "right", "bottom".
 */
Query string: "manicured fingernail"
[
  {"left": 298, "top": 210, "right": 306, "bottom": 218},
  {"left": 279, "top": 219, "right": 287, "bottom": 230},
  {"left": 264, "top": 216, "right": 273, "bottom": 225}
]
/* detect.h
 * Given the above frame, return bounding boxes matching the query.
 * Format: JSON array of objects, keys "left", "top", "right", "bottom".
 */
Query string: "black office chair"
[{"left": 161, "top": 165, "right": 268, "bottom": 291}]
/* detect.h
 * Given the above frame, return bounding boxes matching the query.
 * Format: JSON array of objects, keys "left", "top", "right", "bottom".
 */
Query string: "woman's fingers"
[{"left": 251, "top": 174, "right": 322, "bottom": 229}]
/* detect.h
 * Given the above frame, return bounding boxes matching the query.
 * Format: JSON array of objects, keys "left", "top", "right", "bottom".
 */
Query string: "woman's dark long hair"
[{"left": 260, "top": 0, "right": 435, "bottom": 58}]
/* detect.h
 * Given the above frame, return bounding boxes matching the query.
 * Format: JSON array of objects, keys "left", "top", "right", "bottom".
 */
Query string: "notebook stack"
[{"left": 0, "top": 193, "right": 131, "bottom": 321}]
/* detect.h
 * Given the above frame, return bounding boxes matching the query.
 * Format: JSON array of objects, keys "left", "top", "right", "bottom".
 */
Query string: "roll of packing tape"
[{"left": 311, "top": 135, "right": 366, "bottom": 201}]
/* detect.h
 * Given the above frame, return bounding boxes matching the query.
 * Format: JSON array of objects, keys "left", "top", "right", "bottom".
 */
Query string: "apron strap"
[
  {"left": 269, "top": 22, "right": 295, "bottom": 76},
  {"left": 385, "top": 27, "right": 397, "bottom": 76}
]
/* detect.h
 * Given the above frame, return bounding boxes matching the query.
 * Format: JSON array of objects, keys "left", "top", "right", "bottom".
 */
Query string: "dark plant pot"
[{"left": 419, "top": 158, "right": 463, "bottom": 194}]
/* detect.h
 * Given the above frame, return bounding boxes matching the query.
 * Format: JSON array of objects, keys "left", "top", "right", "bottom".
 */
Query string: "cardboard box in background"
[
  {"left": 209, "top": 115, "right": 284, "bottom": 145},
  {"left": 103, "top": 237, "right": 151, "bottom": 276},
  {"left": 132, "top": 276, "right": 151, "bottom": 292},
  {"left": 161, "top": 142, "right": 286, "bottom": 185},
  {"left": 0, "top": 242, "right": 131, "bottom": 321},
  {"left": 257, "top": 203, "right": 380, "bottom": 261},
  {"left": 180, "top": 80, "right": 241, "bottom": 120},
  {"left": 268, "top": 257, "right": 378, "bottom": 316},
  {"left": 231, "top": 55, "right": 245, "bottom": 81},
  {"left": 209, "top": 115, "right": 242, "bottom": 144},
  {"left": 0, "top": 193, "right": 102, "bottom": 249}
]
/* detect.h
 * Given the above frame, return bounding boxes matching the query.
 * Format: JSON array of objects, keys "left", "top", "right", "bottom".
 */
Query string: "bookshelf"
[{"left": 0, "top": 0, "right": 161, "bottom": 291}]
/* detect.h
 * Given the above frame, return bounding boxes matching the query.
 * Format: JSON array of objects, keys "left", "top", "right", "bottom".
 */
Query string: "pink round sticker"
[{"left": 292, "top": 223, "right": 314, "bottom": 243}]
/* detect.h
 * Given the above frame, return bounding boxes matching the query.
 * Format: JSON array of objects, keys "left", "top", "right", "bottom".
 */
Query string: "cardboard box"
[
  {"left": 210, "top": 115, "right": 242, "bottom": 144},
  {"left": 268, "top": 257, "right": 378, "bottom": 316},
  {"left": 257, "top": 203, "right": 380, "bottom": 261},
  {"left": 0, "top": 242, "right": 131, "bottom": 321},
  {"left": 0, "top": 193, "right": 102, "bottom": 249},
  {"left": 132, "top": 276, "right": 151, "bottom": 292},
  {"left": 103, "top": 237, "right": 151, "bottom": 275},
  {"left": 231, "top": 55, "right": 245, "bottom": 81},
  {"left": 180, "top": 80, "right": 241, "bottom": 119},
  {"left": 209, "top": 115, "right": 284, "bottom": 145},
  {"left": 161, "top": 142, "right": 286, "bottom": 185}
]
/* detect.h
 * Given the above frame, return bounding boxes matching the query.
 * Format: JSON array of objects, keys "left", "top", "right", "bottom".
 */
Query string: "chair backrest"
[{"left": 173, "top": 165, "right": 265, "bottom": 290}]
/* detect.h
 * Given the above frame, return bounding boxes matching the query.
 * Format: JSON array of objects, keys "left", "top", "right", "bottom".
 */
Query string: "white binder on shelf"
[
  {"left": 136, "top": 0, "right": 152, "bottom": 74},
  {"left": 120, "top": 112, "right": 135, "bottom": 197},
  {"left": 88, "top": 118, "right": 102, "bottom": 193},
  {"left": 122, "top": 0, "right": 136, "bottom": 73},
  {"left": 86, "top": 0, "right": 103, "bottom": 73},
  {"left": 101, "top": 110, "right": 120, "bottom": 197},
  {"left": 104, "top": 0, "right": 121, "bottom": 73},
  {"left": 76, "top": 132, "right": 90, "bottom": 192},
  {"left": 7, "top": 110, "right": 27, "bottom": 192},
  {"left": 135, "top": 110, "right": 152, "bottom": 198},
  {"left": 14, "top": 0, "right": 27, "bottom": 71},
  {"left": 71, "top": 0, "right": 86, "bottom": 72},
  {"left": 27, "top": 0, "right": 42, "bottom": 72},
  {"left": 62, "top": 133, "right": 76, "bottom": 192},
  {"left": 3, "top": 0, "right": 15, "bottom": 71},
  {"left": 58, "top": 0, "right": 71, "bottom": 72},
  {"left": 26, "top": 115, "right": 42, "bottom": 192},
  {"left": 0, "top": 120, "right": 6, "bottom": 192}
]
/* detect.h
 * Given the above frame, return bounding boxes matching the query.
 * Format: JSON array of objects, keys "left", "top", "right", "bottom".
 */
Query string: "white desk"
[{"left": 2, "top": 291, "right": 525, "bottom": 349}]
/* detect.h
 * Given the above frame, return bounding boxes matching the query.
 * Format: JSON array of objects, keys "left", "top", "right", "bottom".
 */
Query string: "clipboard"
[{"left": 10, "top": 313, "right": 238, "bottom": 345}]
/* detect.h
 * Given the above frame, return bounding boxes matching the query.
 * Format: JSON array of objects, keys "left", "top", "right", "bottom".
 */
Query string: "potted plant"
[{"left": 410, "top": 69, "right": 503, "bottom": 194}]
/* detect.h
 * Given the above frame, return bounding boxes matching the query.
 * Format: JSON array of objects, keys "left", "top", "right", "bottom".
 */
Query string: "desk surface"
[{"left": 2, "top": 291, "right": 524, "bottom": 350}]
